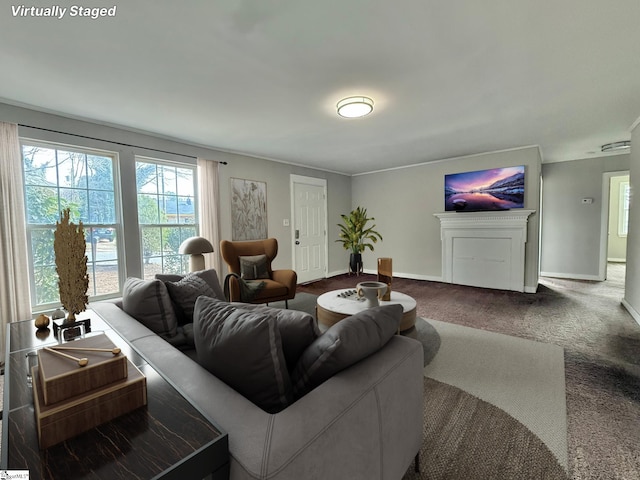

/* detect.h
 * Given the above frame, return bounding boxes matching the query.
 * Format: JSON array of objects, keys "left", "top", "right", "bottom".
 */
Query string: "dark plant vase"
[{"left": 349, "top": 253, "right": 363, "bottom": 275}]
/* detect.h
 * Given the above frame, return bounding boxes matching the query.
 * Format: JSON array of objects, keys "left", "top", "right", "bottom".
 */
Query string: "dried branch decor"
[{"left": 54, "top": 208, "right": 89, "bottom": 320}]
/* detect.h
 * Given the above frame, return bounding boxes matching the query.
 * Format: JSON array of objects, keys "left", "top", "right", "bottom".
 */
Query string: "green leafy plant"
[{"left": 336, "top": 206, "right": 383, "bottom": 254}]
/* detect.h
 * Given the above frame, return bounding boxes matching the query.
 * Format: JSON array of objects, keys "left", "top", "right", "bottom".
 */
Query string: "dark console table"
[{"left": 2, "top": 312, "right": 229, "bottom": 479}]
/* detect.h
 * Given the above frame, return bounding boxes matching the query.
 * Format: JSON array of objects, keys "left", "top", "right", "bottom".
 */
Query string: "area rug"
[
  {"left": 404, "top": 318, "right": 568, "bottom": 480},
  {"left": 279, "top": 294, "right": 569, "bottom": 479}
]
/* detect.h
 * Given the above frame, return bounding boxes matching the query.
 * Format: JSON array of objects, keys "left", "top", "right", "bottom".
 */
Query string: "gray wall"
[
  {"left": 351, "top": 146, "right": 542, "bottom": 292},
  {"left": 0, "top": 102, "right": 351, "bottom": 284},
  {"left": 624, "top": 122, "right": 640, "bottom": 324},
  {"left": 540, "top": 155, "right": 630, "bottom": 279},
  {"left": 213, "top": 152, "right": 351, "bottom": 275}
]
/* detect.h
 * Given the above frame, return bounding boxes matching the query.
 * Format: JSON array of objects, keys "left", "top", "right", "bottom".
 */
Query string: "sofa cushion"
[
  {"left": 239, "top": 254, "right": 270, "bottom": 280},
  {"left": 193, "top": 296, "right": 292, "bottom": 413},
  {"left": 164, "top": 273, "right": 215, "bottom": 324},
  {"left": 156, "top": 269, "right": 225, "bottom": 301},
  {"left": 290, "top": 304, "right": 402, "bottom": 398},
  {"left": 122, "top": 277, "right": 178, "bottom": 338},
  {"left": 234, "top": 303, "right": 320, "bottom": 372}
]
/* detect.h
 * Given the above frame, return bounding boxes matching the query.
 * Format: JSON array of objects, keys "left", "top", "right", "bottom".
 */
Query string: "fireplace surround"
[{"left": 434, "top": 210, "right": 535, "bottom": 292}]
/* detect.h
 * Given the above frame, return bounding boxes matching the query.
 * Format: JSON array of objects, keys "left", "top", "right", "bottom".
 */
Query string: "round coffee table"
[{"left": 316, "top": 288, "right": 417, "bottom": 333}]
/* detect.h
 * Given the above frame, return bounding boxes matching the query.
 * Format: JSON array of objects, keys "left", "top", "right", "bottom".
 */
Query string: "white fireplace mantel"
[{"left": 434, "top": 210, "right": 535, "bottom": 292}]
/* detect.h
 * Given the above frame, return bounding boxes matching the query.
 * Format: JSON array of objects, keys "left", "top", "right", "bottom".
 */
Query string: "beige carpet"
[{"left": 422, "top": 318, "right": 568, "bottom": 471}]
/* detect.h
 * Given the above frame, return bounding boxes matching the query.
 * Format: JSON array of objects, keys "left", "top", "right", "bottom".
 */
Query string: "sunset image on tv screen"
[{"left": 444, "top": 166, "right": 525, "bottom": 211}]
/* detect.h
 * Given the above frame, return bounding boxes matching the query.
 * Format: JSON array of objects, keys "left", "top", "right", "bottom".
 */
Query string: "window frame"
[
  {"left": 618, "top": 181, "right": 630, "bottom": 237},
  {"left": 20, "top": 138, "right": 125, "bottom": 311},
  {"left": 135, "top": 156, "right": 199, "bottom": 278}
]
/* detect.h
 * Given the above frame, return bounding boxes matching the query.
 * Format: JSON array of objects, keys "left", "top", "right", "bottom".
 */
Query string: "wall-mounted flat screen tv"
[{"left": 444, "top": 165, "right": 525, "bottom": 211}]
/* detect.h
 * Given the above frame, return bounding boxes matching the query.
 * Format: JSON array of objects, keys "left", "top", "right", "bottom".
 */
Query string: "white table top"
[{"left": 317, "top": 288, "right": 416, "bottom": 316}]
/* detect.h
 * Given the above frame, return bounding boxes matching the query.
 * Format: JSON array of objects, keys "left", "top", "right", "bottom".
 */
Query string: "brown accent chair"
[{"left": 220, "top": 238, "right": 297, "bottom": 308}]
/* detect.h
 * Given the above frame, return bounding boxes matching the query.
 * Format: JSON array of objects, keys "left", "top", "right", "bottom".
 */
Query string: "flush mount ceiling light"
[
  {"left": 601, "top": 140, "right": 631, "bottom": 152},
  {"left": 337, "top": 96, "right": 374, "bottom": 118}
]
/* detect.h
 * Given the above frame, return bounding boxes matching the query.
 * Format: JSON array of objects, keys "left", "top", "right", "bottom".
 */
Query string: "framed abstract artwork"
[{"left": 230, "top": 178, "right": 268, "bottom": 241}]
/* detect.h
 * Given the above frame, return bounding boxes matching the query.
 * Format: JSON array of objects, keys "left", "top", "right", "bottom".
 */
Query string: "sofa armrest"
[{"left": 185, "top": 335, "right": 422, "bottom": 480}]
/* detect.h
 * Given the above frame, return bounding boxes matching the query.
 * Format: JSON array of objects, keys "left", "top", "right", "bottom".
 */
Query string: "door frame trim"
[
  {"left": 290, "top": 174, "right": 328, "bottom": 282},
  {"left": 600, "top": 170, "right": 629, "bottom": 280}
]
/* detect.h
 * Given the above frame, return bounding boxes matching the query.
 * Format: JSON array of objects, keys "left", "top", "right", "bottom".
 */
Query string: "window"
[
  {"left": 135, "top": 158, "right": 198, "bottom": 279},
  {"left": 21, "top": 142, "right": 121, "bottom": 309},
  {"left": 619, "top": 181, "right": 630, "bottom": 237}
]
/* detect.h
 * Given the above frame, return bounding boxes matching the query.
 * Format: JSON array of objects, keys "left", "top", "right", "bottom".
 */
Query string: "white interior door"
[{"left": 291, "top": 175, "right": 327, "bottom": 283}]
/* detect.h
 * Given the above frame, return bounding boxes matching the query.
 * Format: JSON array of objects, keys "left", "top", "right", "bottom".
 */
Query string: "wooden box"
[
  {"left": 32, "top": 359, "right": 147, "bottom": 449},
  {"left": 37, "top": 333, "right": 128, "bottom": 405}
]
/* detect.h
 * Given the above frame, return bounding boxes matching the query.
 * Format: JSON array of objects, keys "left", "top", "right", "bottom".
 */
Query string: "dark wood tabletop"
[{"left": 2, "top": 312, "right": 229, "bottom": 479}]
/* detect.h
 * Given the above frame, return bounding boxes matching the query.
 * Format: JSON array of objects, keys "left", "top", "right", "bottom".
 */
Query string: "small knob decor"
[{"left": 35, "top": 313, "right": 50, "bottom": 330}]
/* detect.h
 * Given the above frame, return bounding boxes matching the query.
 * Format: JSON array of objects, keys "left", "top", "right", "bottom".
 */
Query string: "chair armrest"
[
  {"left": 225, "top": 275, "right": 241, "bottom": 302},
  {"left": 272, "top": 269, "right": 297, "bottom": 293}
]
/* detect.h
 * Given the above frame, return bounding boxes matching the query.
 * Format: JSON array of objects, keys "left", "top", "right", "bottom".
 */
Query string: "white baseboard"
[
  {"left": 322, "top": 270, "right": 538, "bottom": 294},
  {"left": 361, "top": 268, "right": 443, "bottom": 283},
  {"left": 326, "top": 269, "right": 349, "bottom": 278},
  {"left": 540, "top": 271, "right": 603, "bottom": 281},
  {"left": 621, "top": 298, "right": 640, "bottom": 327}
]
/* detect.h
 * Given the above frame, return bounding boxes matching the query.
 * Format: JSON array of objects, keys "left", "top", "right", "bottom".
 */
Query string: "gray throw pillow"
[
  {"left": 156, "top": 269, "right": 225, "bottom": 301},
  {"left": 165, "top": 273, "right": 215, "bottom": 323},
  {"left": 290, "top": 304, "right": 402, "bottom": 398},
  {"left": 239, "top": 254, "right": 270, "bottom": 280},
  {"left": 236, "top": 303, "right": 320, "bottom": 372},
  {"left": 193, "top": 296, "right": 292, "bottom": 413},
  {"left": 122, "top": 277, "right": 178, "bottom": 338}
]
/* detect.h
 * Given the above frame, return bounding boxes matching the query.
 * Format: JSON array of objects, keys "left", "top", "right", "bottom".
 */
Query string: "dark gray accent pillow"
[
  {"left": 122, "top": 277, "right": 178, "bottom": 338},
  {"left": 239, "top": 254, "right": 270, "bottom": 280},
  {"left": 165, "top": 273, "right": 215, "bottom": 323},
  {"left": 156, "top": 269, "right": 225, "bottom": 301},
  {"left": 290, "top": 304, "right": 402, "bottom": 398},
  {"left": 236, "top": 303, "right": 320, "bottom": 372},
  {"left": 193, "top": 296, "right": 292, "bottom": 413}
]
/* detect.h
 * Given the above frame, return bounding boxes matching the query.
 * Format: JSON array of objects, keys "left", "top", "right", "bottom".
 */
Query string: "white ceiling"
[{"left": 1, "top": 0, "right": 639, "bottom": 175}]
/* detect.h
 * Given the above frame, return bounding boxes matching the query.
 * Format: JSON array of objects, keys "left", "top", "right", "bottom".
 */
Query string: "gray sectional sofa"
[{"left": 91, "top": 272, "right": 423, "bottom": 480}]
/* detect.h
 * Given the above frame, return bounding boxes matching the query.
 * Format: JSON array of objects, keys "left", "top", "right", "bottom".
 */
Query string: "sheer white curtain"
[
  {"left": 197, "top": 158, "right": 221, "bottom": 273},
  {"left": 0, "top": 122, "right": 32, "bottom": 359}
]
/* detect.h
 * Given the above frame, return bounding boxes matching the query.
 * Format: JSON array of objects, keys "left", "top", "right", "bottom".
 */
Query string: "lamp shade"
[
  {"left": 179, "top": 237, "right": 214, "bottom": 272},
  {"left": 179, "top": 237, "right": 214, "bottom": 255}
]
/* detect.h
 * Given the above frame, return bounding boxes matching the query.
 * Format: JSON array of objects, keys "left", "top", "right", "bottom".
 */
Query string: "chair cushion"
[
  {"left": 252, "top": 279, "right": 289, "bottom": 300},
  {"left": 193, "top": 296, "right": 292, "bottom": 413},
  {"left": 122, "top": 277, "right": 178, "bottom": 338},
  {"left": 239, "top": 254, "right": 270, "bottom": 280},
  {"left": 290, "top": 304, "right": 402, "bottom": 398}
]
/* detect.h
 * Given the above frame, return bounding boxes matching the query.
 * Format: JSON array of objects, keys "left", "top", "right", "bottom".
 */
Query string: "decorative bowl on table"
[{"left": 356, "top": 281, "right": 388, "bottom": 308}]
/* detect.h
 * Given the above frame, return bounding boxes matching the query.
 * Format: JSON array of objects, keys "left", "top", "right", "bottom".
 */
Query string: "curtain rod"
[{"left": 17, "top": 124, "right": 228, "bottom": 164}]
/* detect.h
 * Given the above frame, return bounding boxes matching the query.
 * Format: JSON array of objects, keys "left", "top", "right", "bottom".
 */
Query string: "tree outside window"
[
  {"left": 135, "top": 159, "right": 198, "bottom": 279},
  {"left": 22, "top": 143, "right": 120, "bottom": 309}
]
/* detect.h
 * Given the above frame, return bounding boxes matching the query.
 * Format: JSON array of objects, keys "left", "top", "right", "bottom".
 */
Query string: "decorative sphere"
[
  {"left": 35, "top": 328, "right": 51, "bottom": 340},
  {"left": 51, "top": 309, "right": 66, "bottom": 320},
  {"left": 35, "top": 313, "right": 50, "bottom": 329}
]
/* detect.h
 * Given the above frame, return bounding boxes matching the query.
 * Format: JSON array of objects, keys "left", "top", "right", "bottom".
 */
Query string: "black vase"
[{"left": 349, "top": 253, "right": 363, "bottom": 275}]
